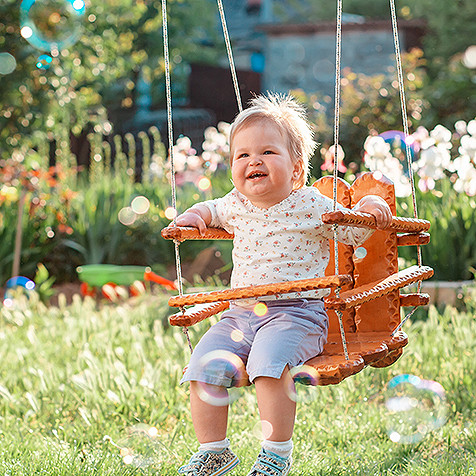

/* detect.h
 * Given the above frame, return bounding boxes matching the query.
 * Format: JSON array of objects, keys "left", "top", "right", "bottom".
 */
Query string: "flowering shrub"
[
  {"left": 362, "top": 119, "right": 476, "bottom": 198},
  {"left": 163, "top": 122, "right": 230, "bottom": 191}
]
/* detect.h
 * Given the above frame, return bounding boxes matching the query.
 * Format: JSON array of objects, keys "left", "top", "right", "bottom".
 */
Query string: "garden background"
[{"left": 0, "top": 0, "right": 475, "bottom": 474}]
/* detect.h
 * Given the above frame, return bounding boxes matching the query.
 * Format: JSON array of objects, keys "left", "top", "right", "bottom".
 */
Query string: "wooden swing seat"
[{"left": 162, "top": 172, "right": 434, "bottom": 386}]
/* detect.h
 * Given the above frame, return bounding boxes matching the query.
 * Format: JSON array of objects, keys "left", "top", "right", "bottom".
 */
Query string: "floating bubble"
[
  {"left": 285, "top": 365, "right": 319, "bottom": 403},
  {"left": 20, "top": 0, "right": 86, "bottom": 53},
  {"left": 252, "top": 420, "right": 273, "bottom": 440},
  {"left": 107, "top": 424, "right": 165, "bottom": 469},
  {"left": 3, "top": 276, "right": 36, "bottom": 306},
  {"left": 253, "top": 302, "right": 268, "bottom": 317},
  {"left": 384, "top": 374, "right": 447, "bottom": 444},
  {"left": 0, "top": 53, "right": 17, "bottom": 75},
  {"left": 196, "top": 350, "right": 246, "bottom": 406},
  {"left": 36, "top": 54, "right": 52, "bottom": 70},
  {"left": 131, "top": 196, "right": 150, "bottom": 215},
  {"left": 354, "top": 247, "right": 367, "bottom": 260},
  {"left": 118, "top": 207, "right": 136, "bottom": 226}
]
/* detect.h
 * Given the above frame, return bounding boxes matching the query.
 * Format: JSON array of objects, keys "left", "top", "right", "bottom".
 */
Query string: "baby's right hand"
[{"left": 175, "top": 210, "right": 208, "bottom": 235}]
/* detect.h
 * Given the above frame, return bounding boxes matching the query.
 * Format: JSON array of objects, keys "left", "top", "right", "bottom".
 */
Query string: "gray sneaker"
[
  {"left": 247, "top": 448, "right": 292, "bottom": 476},
  {"left": 178, "top": 447, "right": 240, "bottom": 476}
]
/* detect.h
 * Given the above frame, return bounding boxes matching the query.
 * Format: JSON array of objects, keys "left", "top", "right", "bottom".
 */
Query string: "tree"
[{"left": 0, "top": 0, "right": 220, "bottom": 159}]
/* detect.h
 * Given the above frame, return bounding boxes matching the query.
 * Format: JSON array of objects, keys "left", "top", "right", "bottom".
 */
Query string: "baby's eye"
[
  {"left": 237, "top": 153, "right": 249, "bottom": 159},
  {"left": 263, "top": 150, "right": 274, "bottom": 155}
]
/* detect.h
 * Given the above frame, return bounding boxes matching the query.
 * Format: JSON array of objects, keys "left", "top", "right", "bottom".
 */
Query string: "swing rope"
[
  {"left": 331, "top": 0, "right": 350, "bottom": 360},
  {"left": 388, "top": 0, "right": 423, "bottom": 335},
  {"left": 161, "top": 0, "right": 193, "bottom": 353},
  {"left": 217, "top": 0, "right": 243, "bottom": 113}
]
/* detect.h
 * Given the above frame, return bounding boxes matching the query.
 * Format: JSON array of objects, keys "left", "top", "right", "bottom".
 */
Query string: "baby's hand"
[
  {"left": 175, "top": 208, "right": 209, "bottom": 235},
  {"left": 354, "top": 195, "right": 392, "bottom": 230}
]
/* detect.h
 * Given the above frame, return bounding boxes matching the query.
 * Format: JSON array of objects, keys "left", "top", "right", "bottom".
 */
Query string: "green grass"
[{"left": 0, "top": 291, "right": 474, "bottom": 475}]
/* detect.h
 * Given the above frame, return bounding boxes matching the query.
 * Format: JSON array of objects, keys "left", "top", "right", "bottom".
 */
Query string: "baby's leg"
[
  {"left": 254, "top": 366, "right": 295, "bottom": 441},
  {"left": 190, "top": 381, "right": 229, "bottom": 443}
]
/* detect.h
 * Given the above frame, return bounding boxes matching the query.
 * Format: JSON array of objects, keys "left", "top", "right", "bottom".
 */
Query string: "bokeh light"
[
  {"left": 197, "top": 176, "right": 211, "bottom": 191},
  {"left": 118, "top": 207, "right": 136, "bottom": 226},
  {"left": 462, "top": 45, "right": 476, "bottom": 69},
  {"left": 196, "top": 350, "right": 246, "bottom": 406},
  {"left": 0, "top": 53, "right": 17, "bottom": 75},
  {"left": 164, "top": 207, "right": 177, "bottom": 220},
  {"left": 3, "top": 276, "right": 36, "bottom": 308},
  {"left": 20, "top": 0, "right": 86, "bottom": 53},
  {"left": 230, "top": 329, "right": 244, "bottom": 343},
  {"left": 253, "top": 302, "right": 268, "bottom": 317},
  {"left": 354, "top": 247, "right": 367, "bottom": 261},
  {"left": 131, "top": 196, "right": 150, "bottom": 215},
  {"left": 36, "top": 54, "right": 52, "bottom": 70},
  {"left": 384, "top": 374, "right": 447, "bottom": 444}
]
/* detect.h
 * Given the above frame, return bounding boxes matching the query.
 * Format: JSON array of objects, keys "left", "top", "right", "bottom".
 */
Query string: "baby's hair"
[{"left": 229, "top": 92, "right": 317, "bottom": 188}]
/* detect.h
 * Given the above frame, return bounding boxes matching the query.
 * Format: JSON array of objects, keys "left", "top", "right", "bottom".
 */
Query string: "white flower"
[
  {"left": 430, "top": 125, "right": 452, "bottom": 147},
  {"left": 454, "top": 120, "right": 467, "bottom": 136},
  {"left": 364, "top": 136, "right": 392, "bottom": 160},
  {"left": 452, "top": 154, "right": 476, "bottom": 196},
  {"left": 413, "top": 145, "right": 451, "bottom": 180},
  {"left": 175, "top": 136, "right": 193, "bottom": 152},
  {"left": 459, "top": 134, "right": 476, "bottom": 160},
  {"left": 467, "top": 119, "right": 476, "bottom": 136}
]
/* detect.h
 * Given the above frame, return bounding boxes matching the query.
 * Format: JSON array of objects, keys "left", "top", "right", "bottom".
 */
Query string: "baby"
[{"left": 174, "top": 94, "right": 391, "bottom": 476}]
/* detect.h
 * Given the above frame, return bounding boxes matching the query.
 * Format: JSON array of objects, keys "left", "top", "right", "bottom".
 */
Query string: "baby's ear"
[{"left": 292, "top": 162, "right": 304, "bottom": 188}]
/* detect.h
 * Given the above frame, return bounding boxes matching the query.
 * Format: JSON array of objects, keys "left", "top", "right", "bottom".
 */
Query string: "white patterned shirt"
[{"left": 203, "top": 187, "right": 373, "bottom": 302}]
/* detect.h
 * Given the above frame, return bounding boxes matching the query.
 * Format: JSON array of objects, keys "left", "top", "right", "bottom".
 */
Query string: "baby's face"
[{"left": 230, "top": 121, "right": 300, "bottom": 209}]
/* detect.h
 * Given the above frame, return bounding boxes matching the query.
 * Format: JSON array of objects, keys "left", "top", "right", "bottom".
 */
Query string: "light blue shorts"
[{"left": 180, "top": 299, "right": 328, "bottom": 387}]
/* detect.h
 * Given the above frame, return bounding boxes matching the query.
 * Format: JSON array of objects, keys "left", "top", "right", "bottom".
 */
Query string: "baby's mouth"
[{"left": 246, "top": 171, "right": 267, "bottom": 180}]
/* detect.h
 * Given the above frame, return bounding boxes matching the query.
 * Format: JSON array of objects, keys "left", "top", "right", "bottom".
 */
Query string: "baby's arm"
[
  {"left": 353, "top": 195, "right": 392, "bottom": 230},
  {"left": 175, "top": 204, "right": 212, "bottom": 235}
]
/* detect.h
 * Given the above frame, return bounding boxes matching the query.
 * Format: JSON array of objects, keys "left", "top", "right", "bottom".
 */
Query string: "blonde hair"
[{"left": 229, "top": 93, "right": 317, "bottom": 188}]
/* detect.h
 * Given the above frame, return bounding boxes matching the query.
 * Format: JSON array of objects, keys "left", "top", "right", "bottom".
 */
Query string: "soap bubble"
[
  {"left": 195, "top": 350, "right": 246, "bottom": 406},
  {"left": 36, "top": 54, "right": 52, "bottom": 70},
  {"left": 3, "top": 276, "right": 36, "bottom": 307},
  {"left": 20, "top": 0, "right": 86, "bottom": 53},
  {"left": 285, "top": 365, "right": 319, "bottom": 403},
  {"left": 384, "top": 374, "right": 447, "bottom": 444},
  {"left": 106, "top": 424, "right": 165, "bottom": 469},
  {"left": 0, "top": 53, "right": 17, "bottom": 75},
  {"left": 252, "top": 419, "right": 274, "bottom": 440}
]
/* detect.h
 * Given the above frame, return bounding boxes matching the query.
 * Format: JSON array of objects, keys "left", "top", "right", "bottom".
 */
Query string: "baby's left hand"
[{"left": 354, "top": 195, "right": 393, "bottom": 230}]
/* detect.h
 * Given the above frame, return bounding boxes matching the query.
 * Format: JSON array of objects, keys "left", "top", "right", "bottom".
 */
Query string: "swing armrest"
[
  {"left": 169, "top": 302, "right": 231, "bottom": 327},
  {"left": 161, "top": 225, "right": 234, "bottom": 242},
  {"left": 169, "top": 274, "right": 353, "bottom": 307},
  {"left": 322, "top": 210, "right": 430, "bottom": 233},
  {"left": 325, "top": 265, "right": 434, "bottom": 310}
]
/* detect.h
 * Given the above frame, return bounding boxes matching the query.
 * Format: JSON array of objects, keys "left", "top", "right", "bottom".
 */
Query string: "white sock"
[
  {"left": 198, "top": 438, "right": 230, "bottom": 453},
  {"left": 262, "top": 439, "right": 293, "bottom": 459}
]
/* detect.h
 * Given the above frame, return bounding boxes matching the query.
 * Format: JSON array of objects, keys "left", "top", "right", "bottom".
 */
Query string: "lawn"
[{"left": 0, "top": 289, "right": 474, "bottom": 475}]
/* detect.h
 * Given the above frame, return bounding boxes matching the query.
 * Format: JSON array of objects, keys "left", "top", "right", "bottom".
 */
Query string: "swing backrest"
[{"left": 314, "top": 171, "right": 399, "bottom": 334}]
